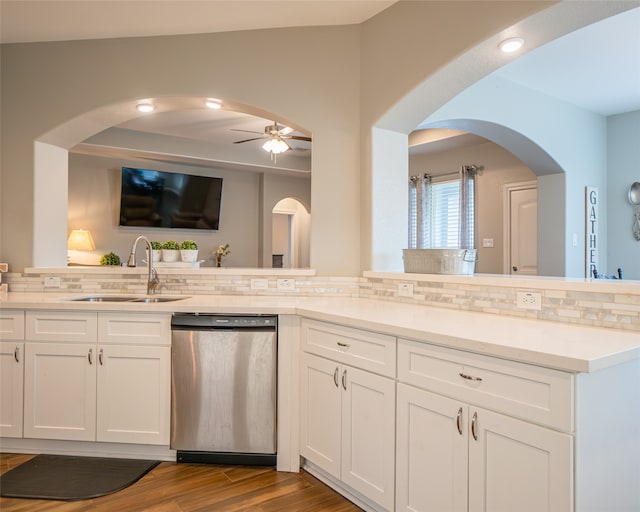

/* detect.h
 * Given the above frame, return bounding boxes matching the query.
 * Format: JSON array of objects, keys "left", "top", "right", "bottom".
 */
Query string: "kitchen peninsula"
[{"left": 1, "top": 285, "right": 639, "bottom": 512}]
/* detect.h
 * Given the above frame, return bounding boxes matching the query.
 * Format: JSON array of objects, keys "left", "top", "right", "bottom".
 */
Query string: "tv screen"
[{"left": 119, "top": 167, "right": 223, "bottom": 230}]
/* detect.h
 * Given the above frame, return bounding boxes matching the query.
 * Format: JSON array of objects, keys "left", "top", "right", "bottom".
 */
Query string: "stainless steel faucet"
[{"left": 127, "top": 235, "right": 160, "bottom": 294}]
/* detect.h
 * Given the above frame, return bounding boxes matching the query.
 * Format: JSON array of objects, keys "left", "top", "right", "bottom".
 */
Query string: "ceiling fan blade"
[
  {"left": 231, "top": 129, "right": 264, "bottom": 135},
  {"left": 233, "top": 137, "right": 264, "bottom": 144},
  {"left": 283, "top": 135, "right": 312, "bottom": 142}
]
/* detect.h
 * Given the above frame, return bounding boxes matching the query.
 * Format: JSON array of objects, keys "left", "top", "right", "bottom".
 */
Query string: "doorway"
[
  {"left": 272, "top": 198, "right": 310, "bottom": 268},
  {"left": 503, "top": 181, "right": 538, "bottom": 275}
]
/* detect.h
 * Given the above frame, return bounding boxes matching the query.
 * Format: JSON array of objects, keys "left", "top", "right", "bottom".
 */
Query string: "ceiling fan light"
[
  {"left": 499, "top": 37, "right": 524, "bottom": 53},
  {"left": 263, "top": 138, "right": 289, "bottom": 154},
  {"left": 205, "top": 98, "right": 222, "bottom": 109},
  {"left": 136, "top": 102, "right": 155, "bottom": 113}
]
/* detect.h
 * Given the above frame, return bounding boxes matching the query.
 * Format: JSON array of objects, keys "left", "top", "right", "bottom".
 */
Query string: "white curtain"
[
  {"left": 408, "top": 174, "right": 432, "bottom": 249},
  {"left": 458, "top": 165, "right": 476, "bottom": 249}
]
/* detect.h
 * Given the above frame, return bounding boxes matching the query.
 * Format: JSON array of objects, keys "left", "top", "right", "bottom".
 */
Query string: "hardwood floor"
[{"left": 0, "top": 453, "right": 363, "bottom": 511}]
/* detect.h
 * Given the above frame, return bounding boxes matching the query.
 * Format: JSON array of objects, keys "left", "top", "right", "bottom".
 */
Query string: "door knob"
[{"left": 512, "top": 266, "right": 518, "bottom": 272}]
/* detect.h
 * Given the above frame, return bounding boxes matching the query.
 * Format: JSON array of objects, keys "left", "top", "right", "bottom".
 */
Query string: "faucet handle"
[{"left": 149, "top": 268, "right": 160, "bottom": 294}]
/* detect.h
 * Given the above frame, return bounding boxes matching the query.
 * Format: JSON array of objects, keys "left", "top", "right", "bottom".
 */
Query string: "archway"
[{"left": 271, "top": 198, "right": 311, "bottom": 269}]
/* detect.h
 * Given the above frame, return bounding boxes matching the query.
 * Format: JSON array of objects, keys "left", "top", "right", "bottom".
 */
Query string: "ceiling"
[{"left": 2, "top": 1, "right": 639, "bottom": 164}]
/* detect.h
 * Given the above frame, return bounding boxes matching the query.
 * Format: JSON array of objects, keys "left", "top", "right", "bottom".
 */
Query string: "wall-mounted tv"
[{"left": 119, "top": 167, "right": 223, "bottom": 230}]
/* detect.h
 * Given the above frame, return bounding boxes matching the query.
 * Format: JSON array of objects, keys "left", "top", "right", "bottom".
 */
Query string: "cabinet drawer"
[
  {"left": 398, "top": 338, "right": 574, "bottom": 431},
  {"left": 301, "top": 319, "right": 396, "bottom": 377},
  {"left": 98, "top": 313, "right": 171, "bottom": 346},
  {"left": 26, "top": 311, "right": 97, "bottom": 342},
  {"left": 0, "top": 310, "right": 25, "bottom": 340}
]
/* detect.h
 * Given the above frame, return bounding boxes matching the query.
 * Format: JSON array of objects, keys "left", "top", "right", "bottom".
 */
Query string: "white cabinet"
[
  {"left": 22, "top": 310, "right": 170, "bottom": 446},
  {"left": 24, "top": 341, "right": 97, "bottom": 441},
  {"left": 0, "top": 310, "right": 25, "bottom": 438},
  {"left": 396, "top": 339, "right": 574, "bottom": 512},
  {"left": 300, "top": 319, "right": 396, "bottom": 511}
]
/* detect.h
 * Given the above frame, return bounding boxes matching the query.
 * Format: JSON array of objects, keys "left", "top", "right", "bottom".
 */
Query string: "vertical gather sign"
[{"left": 586, "top": 187, "right": 598, "bottom": 278}]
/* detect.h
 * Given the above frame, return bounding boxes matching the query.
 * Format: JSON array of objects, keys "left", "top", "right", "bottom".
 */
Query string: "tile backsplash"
[{"left": 4, "top": 268, "right": 639, "bottom": 332}]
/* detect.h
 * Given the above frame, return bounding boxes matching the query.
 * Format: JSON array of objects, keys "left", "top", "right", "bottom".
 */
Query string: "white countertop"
[{"left": 2, "top": 292, "right": 639, "bottom": 373}]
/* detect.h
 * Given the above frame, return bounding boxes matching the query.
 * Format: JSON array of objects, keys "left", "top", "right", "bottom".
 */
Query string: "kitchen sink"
[
  {"left": 69, "top": 296, "right": 188, "bottom": 303},
  {"left": 129, "top": 297, "right": 188, "bottom": 303}
]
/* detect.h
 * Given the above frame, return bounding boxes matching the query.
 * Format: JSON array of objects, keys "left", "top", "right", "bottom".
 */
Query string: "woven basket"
[{"left": 403, "top": 249, "right": 477, "bottom": 275}]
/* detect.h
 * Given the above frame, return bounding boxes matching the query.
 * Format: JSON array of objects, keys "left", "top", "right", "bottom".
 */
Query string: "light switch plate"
[
  {"left": 44, "top": 276, "right": 61, "bottom": 288},
  {"left": 397, "top": 283, "right": 414, "bottom": 297},
  {"left": 250, "top": 278, "right": 268, "bottom": 290},
  {"left": 277, "top": 279, "right": 295, "bottom": 290},
  {"left": 482, "top": 238, "right": 494, "bottom": 248}
]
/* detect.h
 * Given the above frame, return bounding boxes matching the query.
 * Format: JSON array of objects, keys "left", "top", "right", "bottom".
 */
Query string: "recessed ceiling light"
[
  {"left": 499, "top": 37, "right": 524, "bottom": 53},
  {"left": 136, "top": 102, "right": 155, "bottom": 113},
  {"left": 205, "top": 99, "right": 222, "bottom": 109}
]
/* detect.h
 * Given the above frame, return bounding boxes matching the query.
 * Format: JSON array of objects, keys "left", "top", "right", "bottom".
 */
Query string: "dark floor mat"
[{"left": 0, "top": 454, "right": 159, "bottom": 501}]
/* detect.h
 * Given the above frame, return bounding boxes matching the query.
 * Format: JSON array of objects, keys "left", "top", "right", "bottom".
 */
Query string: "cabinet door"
[
  {"left": 24, "top": 342, "right": 97, "bottom": 441},
  {"left": 396, "top": 383, "right": 468, "bottom": 512},
  {"left": 0, "top": 342, "right": 24, "bottom": 437},
  {"left": 300, "top": 353, "right": 342, "bottom": 478},
  {"left": 468, "top": 407, "right": 573, "bottom": 512},
  {"left": 96, "top": 344, "right": 170, "bottom": 445},
  {"left": 342, "top": 365, "right": 396, "bottom": 511}
]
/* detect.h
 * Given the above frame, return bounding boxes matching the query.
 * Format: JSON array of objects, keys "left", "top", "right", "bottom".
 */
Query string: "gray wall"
[
  {"left": 68, "top": 153, "right": 312, "bottom": 268},
  {"left": 607, "top": 110, "right": 640, "bottom": 280}
]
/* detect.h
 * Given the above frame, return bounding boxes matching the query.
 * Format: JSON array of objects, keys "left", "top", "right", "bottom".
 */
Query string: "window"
[{"left": 408, "top": 168, "right": 475, "bottom": 249}]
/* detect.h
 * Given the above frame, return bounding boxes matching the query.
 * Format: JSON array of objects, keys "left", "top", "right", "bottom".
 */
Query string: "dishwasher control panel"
[{"left": 172, "top": 313, "right": 277, "bottom": 329}]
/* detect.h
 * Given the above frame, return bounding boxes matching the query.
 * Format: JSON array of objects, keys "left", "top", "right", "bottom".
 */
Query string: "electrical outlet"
[
  {"left": 250, "top": 279, "right": 268, "bottom": 290},
  {"left": 482, "top": 238, "right": 494, "bottom": 248},
  {"left": 516, "top": 291, "right": 542, "bottom": 311},
  {"left": 277, "top": 279, "right": 295, "bottom": 290},
  {"left": 397, "top": 283, "right": 414, "bottom": 297},
  {"left": 44, "top": 276, "right": 61, "bottom": 288}
]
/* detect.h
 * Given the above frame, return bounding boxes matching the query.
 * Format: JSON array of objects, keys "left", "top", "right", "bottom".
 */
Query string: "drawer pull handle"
[
  {"left": 337, "top": 342, "right": 350, "bottom": 348},
  {"left": 459, "top": 372, "right": 482, "bottom": 382},
  {"left": 14, "top": 346, "right": 20, "bottom": 363},
  {"left": 456, "top": 407, "right": 463, "bottom": 435},
  {"left": 98, "top": 348, "right": 104, "bottom": 366},
  {"left": 341, "top": 369, "right": 347, "bottom": 390},
  {"left": 333, "top": 367, "right": 339, "bottom": 388},
  {"left": 88, "top": 348, "right": 93, "bottom": 365},
  {"left": 471, "top": 411, "right": 478, "bottom": 441}
]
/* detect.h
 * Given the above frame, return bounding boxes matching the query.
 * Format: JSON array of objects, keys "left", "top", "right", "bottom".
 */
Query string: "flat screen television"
[{"left": 119, "top": 167, "right": 223, "bottom": 230}]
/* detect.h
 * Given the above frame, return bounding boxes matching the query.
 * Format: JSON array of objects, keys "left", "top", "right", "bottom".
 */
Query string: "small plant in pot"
[
  {"left": 100, "top": 252, "right": 121, "bottom": 266},
  {"left": 150, "top": 241, "right": 162, "bottom": 263},
  {"left": 161, "top": 240, "right": 180, "bottom": 262},
  {"left": 180, "top": 240, "right": 199, "bottom": 262}
]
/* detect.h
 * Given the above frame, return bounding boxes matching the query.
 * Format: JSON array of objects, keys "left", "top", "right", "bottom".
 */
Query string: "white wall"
[
  {"left": 607, "top": 110, "right": 640, "bottom": 280},
  {"left": 409, "top": 142, "right": 536, "bottom": 274}
]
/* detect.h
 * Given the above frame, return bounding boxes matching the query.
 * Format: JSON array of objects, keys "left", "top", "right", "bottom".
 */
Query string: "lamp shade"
[
  {"left": 262, "top": 138, "right": 289, "bottom": 154},
  {"left": 68, "top": 229, "right": 95, "bottom": 251}
]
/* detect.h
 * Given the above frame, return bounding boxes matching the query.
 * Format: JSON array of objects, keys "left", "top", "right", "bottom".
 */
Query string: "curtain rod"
[{"left": 410, "top": 164, "right": 484, "bottom": 181}]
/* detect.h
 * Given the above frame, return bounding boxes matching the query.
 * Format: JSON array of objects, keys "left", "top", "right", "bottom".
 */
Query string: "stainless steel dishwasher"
[{"left": 170, "top": 313, "right": 277, "bottom": 465}]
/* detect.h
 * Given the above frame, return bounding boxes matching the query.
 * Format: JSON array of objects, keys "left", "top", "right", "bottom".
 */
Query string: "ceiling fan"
[{"left": 232, "top": 122, "right": 311, "bottom": 161}]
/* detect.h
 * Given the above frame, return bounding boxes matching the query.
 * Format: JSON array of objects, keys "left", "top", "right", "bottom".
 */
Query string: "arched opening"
[
  {"left": 271, "top": 198, "right": 311, "bottom": 269},
  {"left": 33, "top": 96, "right": 311, "bottom": 268}
]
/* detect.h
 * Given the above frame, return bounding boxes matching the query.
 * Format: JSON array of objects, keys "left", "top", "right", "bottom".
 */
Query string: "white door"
[
  {"left": 96, "top": 344, "right": 171, "bottom": 445},
  {"left": 468, "top": 407, "right": 573, "bottom": 512},
  {"left": 300, "top": 353, "right": 342, "bottom": 478},
  {"left": 342, "top": 365, "right": 396, "bottom": 511},
  {"left": 396, "top": 384, "right": 468, "bottom": 512},
  {"left": 505, "top": 184, "right": 538, "bottom": 275},
  {"left": 24, "top": 342, "right": 97, "bottom": 441},
  {"left": 0, "top": 342, "right": 24, "bottom": 437}
]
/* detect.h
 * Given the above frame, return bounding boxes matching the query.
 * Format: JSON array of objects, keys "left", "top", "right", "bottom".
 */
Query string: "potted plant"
[
  {"left": 150, "top": 241, "right": 162, "bottom": 263},
  {"left": 161, "top": 240, "right": 180, "bottom": 262},
  {"left": 180, "top": 240, "right": 199, "bottom": 262},
  {"left": 213, "top": 243, "right": 230, "bottom": 267},
  {"left": 99, "top": 252, "right": 121, "bottom": 266}
]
